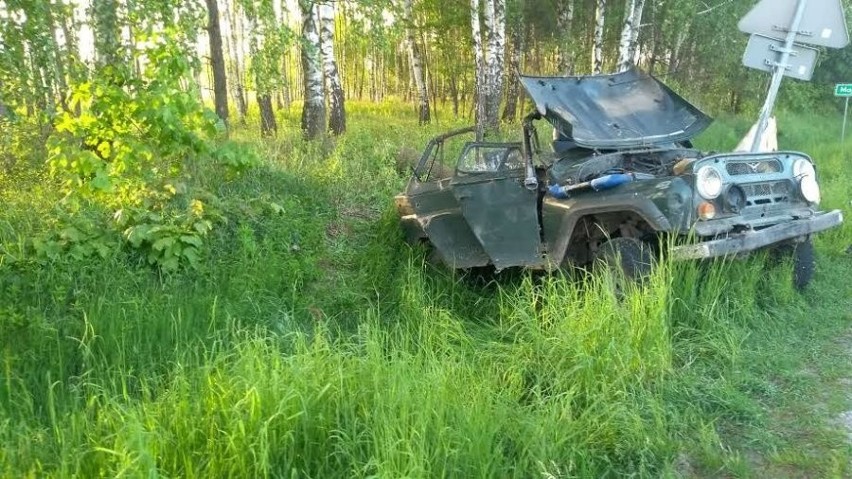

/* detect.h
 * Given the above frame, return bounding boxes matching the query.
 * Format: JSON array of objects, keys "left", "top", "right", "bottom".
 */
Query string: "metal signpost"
[
  {"left": 742, "top": 34, "right": 819, "bottom": 81},
  {"left": 837, "top": 84, "right": 852, "bottom": 143},
  {"left": 738, "top": 0, "right": 850, "bottom": 152}
]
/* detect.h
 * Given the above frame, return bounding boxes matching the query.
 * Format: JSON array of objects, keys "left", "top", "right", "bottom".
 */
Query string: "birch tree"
[
  {"left": 556, "top": 0, "right": 574, "bottom": 74},
  {"left": 243, "top": 0, "right": 283, "bottom": 137},
  {"left": 616, "top": 0, "right": 636, "bottom": 72},
  {"left": 627, "top": 0, "right": 646, "bottom": 64},
  {"left": 223, "top": 0, "right": 248, "bottom": 123},
  {"left": 404, "top": 0, "right": 430, "bottom": 124},
  {"left": 472, "top": 0, "right": 505, "bottom": 137},
  {"left": 616, "top": 0, "right": 646, "bottom": 71},
  {"left": 300, "top": 0, "right": 326, "bottom": 139},
  {"left": 592, "top": 0, "right": 606, "bottom": 74},
  {"left": 319, "top": 2, "right": 346, "bottom": 135},
  {"left": 91, "top": 0, "right": 121, "bottom": 68},
  {"left": 484, "top": 0, "right": 506, "bottom": 133},
  {"left": 470, "top": 0, "right": 485, "bottom": 136},
  {"left": 205, "top": 0, "right": 230, "bottom": 126},
  {"left": 502, "top": 7, "right": 522, "bottom": 122}
]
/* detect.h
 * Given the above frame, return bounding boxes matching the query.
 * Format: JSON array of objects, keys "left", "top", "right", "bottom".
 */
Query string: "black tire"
[
  {"left": 593, "top": 237, "right": 654, "bottom": 281},
  {"left": 791, "top": 238, "right": 815, "bottom": 291}
]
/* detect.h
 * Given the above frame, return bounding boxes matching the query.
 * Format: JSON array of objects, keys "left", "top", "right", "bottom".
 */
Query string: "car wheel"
[
  {"left": 771, "top": 237, "right": 815, "bottom": 290},
  {"left": 593, "top": 237, "right": 654, "bottom": 282},
  {"left": 791, "top": 238, "right": 815, "bottom": 291}
]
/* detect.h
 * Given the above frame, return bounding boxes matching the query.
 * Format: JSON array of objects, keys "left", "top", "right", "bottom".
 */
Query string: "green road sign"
[{"left": 836, "top": 84, "right": 852, "bottom": 96}]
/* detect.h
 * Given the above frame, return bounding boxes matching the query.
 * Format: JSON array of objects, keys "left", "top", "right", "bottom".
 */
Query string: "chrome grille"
[
  {"left": 726, "top": 159, "right": 783, "bottom": 176},
  {"left": 742, "top": 180, "right": 792, "bottom": 206}
]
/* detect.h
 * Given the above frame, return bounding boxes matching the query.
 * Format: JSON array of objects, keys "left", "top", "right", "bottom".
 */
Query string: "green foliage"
[
  {"left": 239, "top": 0, "right": 296, "bottom": 97},
  {"left": 119, "top": 201, "right": 215, "bottom": 271},
  {"left": 31, "top": 217, "right": 117, "bottom": 262},
  {"left": 44, "top": 32, "right": 256, "bottom": 270},
  {"left": 2, "top": 106, "right": 850, "bottom": 477}
]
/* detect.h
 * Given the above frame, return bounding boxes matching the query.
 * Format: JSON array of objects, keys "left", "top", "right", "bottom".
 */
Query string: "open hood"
[{"left": 520, "top": 68, "right": 712, "bottom": 149}]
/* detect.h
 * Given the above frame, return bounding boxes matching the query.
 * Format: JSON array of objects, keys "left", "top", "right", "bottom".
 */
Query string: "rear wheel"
[{"left": 593, "top": 237, "right": 654, "bottom": 282}]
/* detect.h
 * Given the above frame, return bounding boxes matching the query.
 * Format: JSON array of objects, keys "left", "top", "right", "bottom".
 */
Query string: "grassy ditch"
[{"left": 1, "top": 104, "right": 850, "bottom": 477}]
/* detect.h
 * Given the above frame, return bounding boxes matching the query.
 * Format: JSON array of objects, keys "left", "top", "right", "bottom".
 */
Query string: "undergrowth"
[{"left": 0, "top": 104, "right": 850, "bottom": 477}]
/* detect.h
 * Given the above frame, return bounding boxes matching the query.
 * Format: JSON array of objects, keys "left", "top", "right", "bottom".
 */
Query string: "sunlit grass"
[{"left": 0, "top": 103, "right": 850, "bottom": 477}]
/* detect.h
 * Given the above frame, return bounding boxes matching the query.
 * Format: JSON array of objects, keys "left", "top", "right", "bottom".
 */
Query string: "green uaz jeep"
[{"left": 395, "top": 69, "right": 843, "bottom": 288}]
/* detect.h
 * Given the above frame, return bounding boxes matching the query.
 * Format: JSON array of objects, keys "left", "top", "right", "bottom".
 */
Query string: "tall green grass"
[{"left": 1, "top": 104, "right": 850, "bottom": 477}]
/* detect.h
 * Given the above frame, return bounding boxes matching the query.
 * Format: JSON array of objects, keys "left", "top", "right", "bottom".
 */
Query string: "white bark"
[
  {"left": 627, "top": 0, "right": 646, "bottom": 65},
  {"left": 484, "top": 0, "right": 505, "bottom": 133},
  {"left": 223, "top": 0, "right": 248, "bottom": 122},
  {"left": 404, "top": 0, "right": 430, "bottom": 124},
  {"left": 470, "top": 0, "right": 485, "bottom": 137},
  {"left": 593, "top": 0, "right": 607, "bottom": 74},
  {"left": 616, "top": 0, "right": 637, "bottom": 72},
  {"left": 300, "top": 0, "right": 326, "bottom": 139},
  {"left": 668, "top": 26, "right": 689, "bottom": 75},
  {"left": 319, "top": 2, "right": 346, "bottom": 134},
  {"left": 556, "top": 0, "right": 575, "bottom": 74}
]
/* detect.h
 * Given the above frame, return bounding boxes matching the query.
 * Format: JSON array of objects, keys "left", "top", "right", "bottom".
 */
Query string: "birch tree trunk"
[
  {"left": 258, "top": 93, "right": 278, "bottom": 136},
  {"left": 502, "top": 18, "right": 522, "bottom": 122},
  {"left": 245, "top": 10, "right": 277, "bottom": 137},
  {"left": 485, "top": 0, "right": 505, "bottom": 134},
  {"left": 627, "top": 0, "right": 646, "bottom": 65},
  {"left": 45, "top": 5, "right": 68, "bottom": 109},
  {"left": 223, "top": 0, "right": 248, "bottom": 124},
  {"left": 204, "top": 0, "right": 230, "bottom": 127},
  {"left": 616, "top": 0, "right": 637, "bottom": 72},
  {"left": 592, "top": 0, "right": 606, "bottom": 74},
  {"left": 92, "top": 0, "right": 121, "bottom": 68},
  {"left": 470, "top": 0, "right": 485, "bottom": 137},
  {"left": 404, "top": 0, "right": 430, "bottom": 124},
  {"left": 319, "top": 2, "right": 346, "bottom": 135},
  {"left": 300, "top": 0, "right": 326, "bottom": 139},
  {"left": 556, "top": 0, "right": 574, "bottom": 74},
  {"left": 668, "top": 26, "right": 690, "bottom": 75}
]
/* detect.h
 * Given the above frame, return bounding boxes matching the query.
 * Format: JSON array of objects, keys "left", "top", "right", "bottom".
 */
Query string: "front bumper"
[{"left": 672, "top": 210, "right": 843, "bottom": 260}]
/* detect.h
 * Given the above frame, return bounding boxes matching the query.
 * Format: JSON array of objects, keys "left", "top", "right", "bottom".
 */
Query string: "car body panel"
[
  {"left": 520, "top": 69, "right": 713, "bottom": 149},
  {"left": 395, "top": 70, "right": 843, "bottom": 271},
  {"left": 452, "top": 171, "right": 545, "bottom": 270},
  {"left": 404, "top": 178, "right": 491, "bottom": 268}
]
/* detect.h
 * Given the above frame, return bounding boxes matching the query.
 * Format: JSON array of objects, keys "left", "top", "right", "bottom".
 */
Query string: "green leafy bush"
[{"left": 44, "top": 33, "right": 257, "bottom": 270}]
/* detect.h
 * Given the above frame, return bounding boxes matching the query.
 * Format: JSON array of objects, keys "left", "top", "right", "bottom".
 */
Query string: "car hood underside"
[{"left": 520, "top": 68, "right": 713, "bottom": 149}]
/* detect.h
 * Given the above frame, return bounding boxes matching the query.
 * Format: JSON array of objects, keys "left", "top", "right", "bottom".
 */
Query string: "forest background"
[{"left": 2, "top": 0, "right": 852, "bottom": 477}]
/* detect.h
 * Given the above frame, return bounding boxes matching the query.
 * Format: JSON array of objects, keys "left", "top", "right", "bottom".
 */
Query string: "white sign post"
[
  {"left": 739, "top": 0, "right": 850, "bottom": 152},
  {"left": 837, "top": 84, "right": 852, "bottom": 143}
]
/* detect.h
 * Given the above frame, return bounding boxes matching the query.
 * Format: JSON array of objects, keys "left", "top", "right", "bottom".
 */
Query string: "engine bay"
[{"left": 548, "top": 148, "right": 704, "bottom": 185}]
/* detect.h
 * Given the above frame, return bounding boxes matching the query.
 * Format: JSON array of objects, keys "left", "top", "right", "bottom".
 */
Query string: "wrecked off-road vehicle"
[{"left": 395, "top": 69, "right": 843, "bottom": 288}]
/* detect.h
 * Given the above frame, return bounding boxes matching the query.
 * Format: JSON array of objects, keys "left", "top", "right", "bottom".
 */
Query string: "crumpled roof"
[{"left": 520, "top": 68, "right": 713, "bottom": 149}]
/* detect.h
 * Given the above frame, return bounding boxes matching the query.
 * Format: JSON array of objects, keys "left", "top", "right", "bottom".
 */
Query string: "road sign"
[
  {"left": 838, "top": 84, "right": 851, "bottom": 143},
  {"left": 739, "top": 0, "right": 850, "bottom": 49},
  {"left": 742, "top": 34, "right": 819, "bottom": 81},
  {"left": 836, "top": 84, "right": 852, "bottom": 97}
]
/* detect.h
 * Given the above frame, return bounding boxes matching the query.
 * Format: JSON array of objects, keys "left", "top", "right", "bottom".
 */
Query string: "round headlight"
[
  {"left": 793, "top": 159, "right": 816, "bottom": 179},
  {"left": 793, "top": 159, "right": 820, "bottom": 204},
  {"left": 800, "top": 176, "right": 821, "bottom": 204},
  {"left": 696, "top": 166, "right": 723, "bottom": 200}
]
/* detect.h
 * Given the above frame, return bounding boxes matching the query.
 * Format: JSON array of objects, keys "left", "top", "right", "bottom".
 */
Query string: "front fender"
[{"left": 541, "top": 177, "right": 692, "bottom": 266}]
